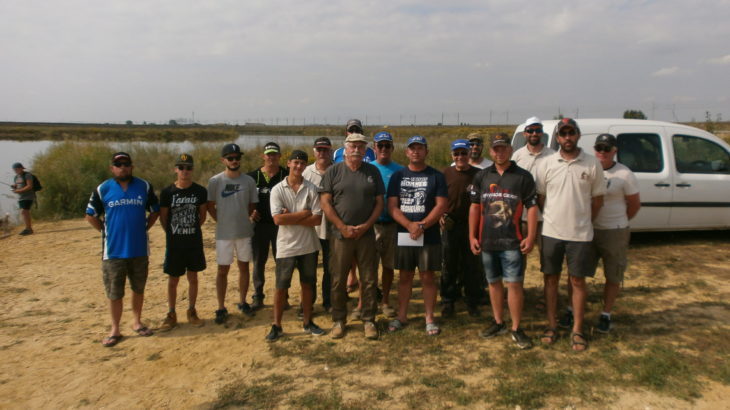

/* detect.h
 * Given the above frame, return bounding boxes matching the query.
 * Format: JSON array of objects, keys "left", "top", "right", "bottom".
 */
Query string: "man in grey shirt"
[{"left": 207, "top": 143, "right": 258, "bottom": 324}]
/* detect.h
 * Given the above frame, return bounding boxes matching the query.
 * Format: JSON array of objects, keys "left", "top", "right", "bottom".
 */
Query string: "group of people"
[{"left": 85, "top": 117, "right": 639, "bottom": 352}]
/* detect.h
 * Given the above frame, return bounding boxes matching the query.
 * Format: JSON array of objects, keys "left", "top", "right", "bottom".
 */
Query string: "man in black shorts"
[{"left": 158, "top": 154, "right": 208, "bottom": 331}]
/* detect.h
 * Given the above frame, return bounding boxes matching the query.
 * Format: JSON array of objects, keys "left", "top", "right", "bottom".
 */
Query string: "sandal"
[
  {"left": 571, "top": 332, "right": 588, "bottom": 352},
  {"left": 102, "top": 335, "right": 123, "bottom": 347},
  {"left": 540, "top": 327, "right": 558, "bottom": 345},
  {"left": 426, "top": 322, "right": 441, "bottom": 336},
  {"left": 132, "top": 326, "right": 153, "bottom": 337},
  {"left": 388, "top": 319, "right": 406, "bottom": 333}
]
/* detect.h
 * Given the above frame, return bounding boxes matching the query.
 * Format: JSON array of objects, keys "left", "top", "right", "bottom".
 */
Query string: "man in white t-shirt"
[{"left": 590, "top": 133, "right": 641, "bottom": 334}]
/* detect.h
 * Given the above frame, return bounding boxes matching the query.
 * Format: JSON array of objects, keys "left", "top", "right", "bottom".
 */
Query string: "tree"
[
  {"left": 623, "top": 110, "right": 647, "bottom": 119},
  {"left": 168, "top": 119, "right": 179, "bottom": 126},
  {"left": 125, "top": 120, "right": 133, "bottom": 126}
]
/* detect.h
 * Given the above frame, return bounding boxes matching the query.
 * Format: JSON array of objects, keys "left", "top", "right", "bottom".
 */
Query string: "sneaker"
[
  {"left": 558, "top": 310, "right": 574, "bottom": 329},
  {"left": 349, "top": 308, "right": 362, "bottom": 322},
  {"left": 19, "top": 229, "right": 33, "bottom": 236},
  {"left": 364, "top": 321, "right": 379, "bottom": 340},
  {"left": 380, "top": 304, "right": 396, "bottom": 318},
  {"left": 467, "top": 305, "right": 481, "bottom": 318},
  {"left": 597, "top": 314, "right": 612, "bottom": 333},
  {"left": 266, "top": 324, "right": 283, "bottom": 342},
  {"left": 214, "top": 308, "right": 229, "bottom": 324},
  {"left": 159, "top": 311, "right": 177, "bottom": 331},
  {"left": 441, "top": 302, "right": 455, "bottom": 318},
  {"left": 479, "top": 320, "right": 507, "bottom": 339},
  {"left": 511, "top": 328, "right": 533, "bottom": 350},
  {"left": 236, "top": 302, "right": 255, "bottom": 317},
  {"left": 303, "top": 321, "right": 325, "bottom": 336},
  {"left": 331, "top": 321, "right": 346, "bottom": 339},
  {"left": 251, "top": 297, "right": 264, "bottom": 311},
  {"left": 187, "top": 307, "right": 204, "bottom": 327}
]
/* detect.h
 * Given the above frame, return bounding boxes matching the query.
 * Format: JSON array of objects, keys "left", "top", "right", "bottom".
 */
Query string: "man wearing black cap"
[
  {"left": 248, "top": 141, "right": 288, "bottom": 311},
  {"left": 208, "top": 143, "right": 258, "bottom": 324},
  {"left": 266, "top": 150, "right": 324, "bottom": 341},
  {"left": 158, "top": 154, "right": 208, "bottom": 331},
  {"left": 85, "top": 152, "right": 160, "bottom": 347},
  {"left": 11, "top": 162, "right": 35, "bottom": 235}
]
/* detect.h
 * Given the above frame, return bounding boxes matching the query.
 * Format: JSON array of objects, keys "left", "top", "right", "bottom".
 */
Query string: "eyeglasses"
[
  {"left": 524, "top": 128, "right": 543, "bottom": 134},
  {"left": 376, "top": 143, "right": 393, "bottom": 149},
  {"left": 452, "top": 151, "right": 468, "bottom": 157},
  {"left": 177, "top": 165, "right": 193, "bottom": 171},
  {"left": 469, "top": 142, "right": 482, "bottom": 147},
  {"left": 112, "top": 162, "right": 132, "bottom": 168},
  {"left": 594, "top": 146, "right": 613, "bottom": 153},
  {"left": 225, "top": 155, "right": 242, "bottom": 161},
  {"left": 558, "top": 129, "right": 577, "bottom": 137}
]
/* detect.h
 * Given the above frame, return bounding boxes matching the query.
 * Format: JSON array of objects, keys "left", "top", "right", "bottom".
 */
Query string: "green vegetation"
[{"left": 623, "top": 109, "right": 647, "bottom": 119}]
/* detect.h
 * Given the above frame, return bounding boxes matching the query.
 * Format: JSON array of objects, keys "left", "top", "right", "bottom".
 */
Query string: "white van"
[{"left": 512, "top": 118, "right": 730, "bottom": 231}]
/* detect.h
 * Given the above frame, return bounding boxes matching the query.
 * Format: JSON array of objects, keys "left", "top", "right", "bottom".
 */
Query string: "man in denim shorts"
[
  {"left": 468, "top": 134, "right": 538, "bottom": 349},
  {"left": 85, "top": 152, "right": 160, "bottom": 347}
]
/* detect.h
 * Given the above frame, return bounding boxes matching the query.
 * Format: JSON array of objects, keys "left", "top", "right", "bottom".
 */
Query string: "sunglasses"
[
  {"left": 452, "top": 151, "right": 468, "bottom": 157},
  {"left": 524, "top": 128, "right": 543, "bottom": 134},
  {"left": 594, "top": 146, "right": 613, "bottom": 153},
  {"left": 558, "top": 129, "right": 577, "bottom": 137},
  {"left": 315, "top": 147, "right": 330, "bottom": 152},
  {"left": 177, "top": 165, "right": 193, "bottom": 171},
  {"left": 469, "top": 142, "right": 482, "bottom": 147},
  {"left": 376, "top": 143, "right": 393, "bottom": 149},
  {"left": 225, "top": 155, "right": 242, "bottom": 161},
  {"left": 112, "top": 162, "right": 132, "bottom": 168}
]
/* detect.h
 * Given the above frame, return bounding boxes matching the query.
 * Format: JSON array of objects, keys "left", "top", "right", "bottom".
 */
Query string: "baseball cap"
[
  {"left": 175, "top": 153, "right": 194, "bottom": 166},
  {"left": 594, "top": 133, "right": 617, "bottom": 148},
  {"left": 289, "top": 150, "right": 309, "bottom": 162},
  {"left": 490, "top": 134, "right": 511, "bottom": 148},
  {"left": 344, "top": 133, "right": 368, "bottom": 143},
  {"left": 346, "top": 119, "right": 363, "bottom": 132},
  {"left": 467, "top": 132, "right": 483, "bottom": 143},
  {"left": 111, "top": 152, "right": 132, "bottom": 163},
  {"left": 524, "top": 116, "right": 542, "bottom": 128},
  {"left": 556, "top": 118, "right": 581, "bottom": 134},
  {"left": 450, "top": 139, "right": 469, "bottom": 151},
  {"left": 373, "top": 131, "right": 393, "bottom": 143},
  {"left": 221, "top": 143, "right": 242, "bottom": 157},
  {"left": 263, "top": 142, "right": 281, "bottom": 155},
  {"left": 407, "top": 135, "right": 427, "bottom": 147},
  {"left": 12, "top": 162, "right": 24, "bottom": 169},
  {"left": 313, "top": 137, "right": 332, "bottom": 148}
]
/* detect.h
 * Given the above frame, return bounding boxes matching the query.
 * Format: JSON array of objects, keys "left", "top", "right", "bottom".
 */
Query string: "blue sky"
[{"left": 1, "top": 0, "right": 729, "bottom": 125}]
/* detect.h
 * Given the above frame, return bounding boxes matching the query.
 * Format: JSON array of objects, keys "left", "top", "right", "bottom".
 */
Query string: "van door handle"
[
  {"left": 676, "top": 183, "right": 692, "bottom": 187},
  {"left": 654, "top": 183, "right": 671, "bottom": 187}
]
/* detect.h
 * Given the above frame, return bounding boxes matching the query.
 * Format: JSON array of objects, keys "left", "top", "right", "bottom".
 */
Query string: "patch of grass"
[
  {"left": 212, "top": 375, "right": 293, "bottom": 409},
  {"left": 6, "top": 287, "right": 28, "bottom": 294},
  {"left": 58, "top": 297, "right": 71, "bottom": 303},
  {"left": 24, "top": 309, "right": 53, "bottom": 316},
  {"left": 288, "top": 388, "right": 359, "bottom": 410},
  {"left": 146, "top": 352, "right": 162, "bottom": 361}
]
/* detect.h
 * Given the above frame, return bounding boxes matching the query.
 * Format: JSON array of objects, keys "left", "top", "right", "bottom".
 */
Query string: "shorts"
[
  {"left": 482, "top": 249, "right": 524, "bottom": 283},
  {"left": 102, "top": 256, "right": 149, "bottom": 300},
  {"left": 395, "top": 244, "right": 442, "bottom": 272},
  {"left": 275, "top": 252, "right": 318, "bottom": 289},
  {"left": 374, "top": 222, "right": 397, "bottom": 269},
  {"left": 540, "top": 235, "right": 596, "bottom": 278},
  {"left": 164, "top": 247, "right": 206, "bottom": 277},
  {"left": 216, "top": 238, "right": 252, "bottom": 265},
  {"left": 592, "top": 227, "right": 630, "bottom": 283},
  {"left": 18, "top": 200, "right": 33, "bottom": 210}
]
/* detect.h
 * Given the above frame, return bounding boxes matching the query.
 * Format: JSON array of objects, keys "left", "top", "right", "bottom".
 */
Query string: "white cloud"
[
  {"left": 652, "top": 67, "right": 680, "bottom": 77},
  {"left": 705, "top": 54, "right": 730, "bottom": 65}
]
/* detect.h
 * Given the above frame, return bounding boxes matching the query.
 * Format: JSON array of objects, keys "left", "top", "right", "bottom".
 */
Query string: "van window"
[
  {"left": 616, "top": 133, "right": 663, "bottom": 173},
  {"left": 672, "top": 134, "right": 730, "bottom": 174}
]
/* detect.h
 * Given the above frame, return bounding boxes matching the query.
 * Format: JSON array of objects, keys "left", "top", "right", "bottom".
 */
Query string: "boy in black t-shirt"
[{"left": 158, "top": 154, "right": 208, "bottom": 330}]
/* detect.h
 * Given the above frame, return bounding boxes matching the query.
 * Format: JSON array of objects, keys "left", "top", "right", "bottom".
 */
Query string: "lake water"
[{"left": 0, "top": 134, "right": 339, "bottom": 222}]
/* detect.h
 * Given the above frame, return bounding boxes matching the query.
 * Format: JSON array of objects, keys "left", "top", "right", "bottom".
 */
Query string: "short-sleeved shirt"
[
  {"left": 321, "top": 161, "right": 385, "bottom": 239},
  {"left": 333, "top": 147, "right": 376, "bottom": 163},
  {"left": 388, "top": 166, "right": 448, "bottom": 245},
  {"left": 270, "top": 178, "right": 322, "bottom": 258},
  {"left": 160, "top": 182, "right": 207, "bottom": 249},
  {"left": 512, "top": 145, "right": 555, "bottom": 222},
  {"left": 303, "top": 163, "right": 331, "bottom": 240},
  {"left": 207, "top": 172, "right": 258, "bottom": 240},
  {"left": 536, "top": 150, "right": 606, "bottom": 242},
  {"left": 86, "top": 177, "right": 160, "bottom": 260},
  {"left": 442, "top": 165, "right": 480, "bottom": 222},
  {"left": 594, "top": 162, "right": 640, "bottom": 230},
  {"left": 247, "top": 167, "right": 288, "bottom": 225},
  {"left": 13, "top": 172, "right": 36, "bottom": 201},
  {"left": 372, "top": 160, "right": 404, "bottom": 223},
  {"left": 469, "top": 162, "right": 537, "bottom": 251}
]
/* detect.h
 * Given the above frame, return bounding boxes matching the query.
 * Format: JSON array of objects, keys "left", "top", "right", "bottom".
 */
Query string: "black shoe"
[
  {"left": 19, "top": 229, "right": 33, "bottom": 236},
  {"left": 597, "top": 314, "right": 612, "bottom": 333},
  {"left": 558, "top": 310, "right": 574, "bottom": 329},
  {"left": 511, "top": 328, "right": 533, "bottom": 350},
  {"left": 303, "top": 321, "right": 325, "bottom": 336},
  {"left": 467, "top": 305, "right": 481, "bottom": 318},
  {"left": 376, "top": 287, "right": 383, "bottom": 301},
  {"left": 479, "top": 319, "right": 507, "bottom": 338},
  {"left": 236, "top": 302, "right": 255, "bottom": 317},
  {"left": 251, "top": 297, "right": 264, "bottom": 311},
  {"left": 441, "top": 302, "right": 455, "bottom": 318},
  {"left": 214, "top": 308, "right": 229, "bottom": 324},
  {"left": 266, "top": 324, "right": 283, "bottom": 341}
]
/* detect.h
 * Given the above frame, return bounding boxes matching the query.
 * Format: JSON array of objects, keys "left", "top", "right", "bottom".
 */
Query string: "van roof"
[{"left": 514, "top": 118, "right": 717, "bottom": 139}]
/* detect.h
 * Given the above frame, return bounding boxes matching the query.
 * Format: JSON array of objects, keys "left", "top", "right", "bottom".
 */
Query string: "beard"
[
  {"left": 227, "top": 165, "right": 240, "bottom": 171},
  {"left": 114, "top": 175, "right": 132, "bottom": 182},
  {"left": 528, "top": 137, "right": 542, "bottom": 146}
]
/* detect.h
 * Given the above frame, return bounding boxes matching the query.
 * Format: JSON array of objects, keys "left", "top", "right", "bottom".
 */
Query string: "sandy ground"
[{"left": 0, "top": 219, "right": 729, "bottom": 409}]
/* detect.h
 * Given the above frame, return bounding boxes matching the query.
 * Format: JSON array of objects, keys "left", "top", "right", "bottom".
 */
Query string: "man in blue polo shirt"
[{"left": 86, "top": 152, "right": 160, "bottom": 347}]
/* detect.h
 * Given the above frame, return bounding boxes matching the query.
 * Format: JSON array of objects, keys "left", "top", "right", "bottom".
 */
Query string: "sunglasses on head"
[
  {"left": 376, "top": 143, "right": 393, "bottom": 149},
  {"left": 558, "top": 129, "right": 577, "bottom": 137},
  {"left": 594, "top": 146, "right": 613, "bottom": 153},
  {"left": 452, "top": 151, "right": 468, "bottom": 157},
  {"left": 225, "top": 155, "right": 242, "bottom": 161},
  {"left": 524, "top": 128, "right": 543, "bottom": 134},
  {"left": 112, "top": 162, "right": 132, "bottom": 168},
  {"left": 177, "top": 165, "right": 193, "bottom": 171}
]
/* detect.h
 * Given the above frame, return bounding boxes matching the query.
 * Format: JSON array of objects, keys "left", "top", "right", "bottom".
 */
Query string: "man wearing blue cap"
[
  {"left": 387, "top": 136, "right": 448, "bottom": 336},
  {"left": 11, "top": 162, "right": 35, "bottom": 235},
  {"left": 440, "top": 140, "right": 482, "bottom": 318}
]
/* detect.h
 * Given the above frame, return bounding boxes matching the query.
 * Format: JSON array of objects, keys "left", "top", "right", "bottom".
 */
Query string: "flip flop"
[
  {"left": 426, "top": 322, "right": 441, "bottom": 336},
  {"left": 102, "top": 335, "right": 123, "bottom": 347},
  {"left": 132, "top": 326, "right": 153, "bottom": 337},
  {"left": 387, "top": 319, "right": 406, "bottom": 333}
]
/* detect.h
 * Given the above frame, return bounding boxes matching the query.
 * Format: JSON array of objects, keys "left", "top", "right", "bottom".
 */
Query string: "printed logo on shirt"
[
  {"left": 221, "top": 184, "right": 241, "bottom": 198},
  {"left": 399, "top": 176, "right": 428, "bottom": 214},
  {"left": 107, "top": 196, "right": 144, "bottom": 208}
]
